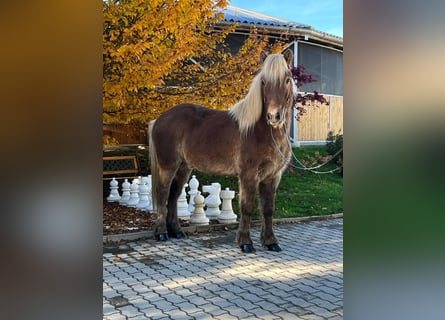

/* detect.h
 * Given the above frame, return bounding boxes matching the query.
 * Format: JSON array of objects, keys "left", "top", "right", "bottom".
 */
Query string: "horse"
[{"left": 148, "top": 49, "right": 294, "bottom": 253}]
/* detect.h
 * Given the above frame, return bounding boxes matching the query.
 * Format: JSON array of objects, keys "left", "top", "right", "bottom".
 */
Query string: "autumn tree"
[
  {"left": 103, "top": 0, "right": 284, "bottom": 144},
  {"left": 103, "top": 0, "right": 327, "bottom": 146},
  {"left": 103, "top": 0, "right": 227, "bottom": 123}
]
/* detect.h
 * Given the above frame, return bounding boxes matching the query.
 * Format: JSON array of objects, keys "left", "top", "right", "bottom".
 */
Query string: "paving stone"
[
  {"left": 103, "top": 312, "right": 126, "bottom": 320},
  {"left": 152, "top": 299, "right": 176, "bottom": 312},
  {"left": 118, "top": 305, "right": 143, "bottom": 318},
  {"left": 175, "top": 301, "right": 204, "bottom": 315},
  {"left": 240, "top": 292, "right": 264, "bottom": 303},
  {"left": 312, "top": 291, "right": 342, "bottom": 305},
  {"left": 254, "top": 300, "right": 285, "bottom": 314},
  {"left": 226, "top": 306, "right": 254, "bottom": 318},
  {"left": 212, "top": 313, "right": 239, "bottom": 320},
  {"left": 310, "top": 297, "right": 340, "bottom": 311},
  {"left": 186, "top": 295, "right": 209, "bottom": 306},
  {"left": 120, "top": 277, "right": 140, "bottom": 286},
  {"left": 282, "top": 296, "right": 314, "bottom": 309},
  {"left": 108, "top": 295, "right": 130, "bottom": 308},
  {"left": 257, "top": 314, "right": 282, "bottom": 320},
  {"left": 103, "top": 288, "right": 120, "bottom": 299},
  {"left": 224, "top": 284, "right": 248, "bottom": 295},
  {"left": 111, "top": 283, "right": 132, "bottom": 292},
  {"left": 327, "top": 316, "right": 343, "bottom": 320},
  {"left": 140, "top": 290, "right": 163, "bottom": 302},
  {"left": 103, "top": 303, "right": 117, "bottom": 315},
  {"left": 304, "top": 304, "right": 339, "bottom": 319},
  {"left": 141, "top": 307, "right": 169, "bottom": 319},
  {"left": 299, "top": 314, "right": 326, "bottom": 320},
  {"left": 117, "top": 289, "right": 138, "bottom": 299},
  {"left": 162, "top": 308, "right": 193, "bottom": 319},
  {"left": 175, "top": 288, "right": 196, "bottom": 298},
  {"left": 103, "top": 218, "right": 343, "bottom": 320},
  {"left": 233, "top": 298, "right": 258, "bottom": 311}
]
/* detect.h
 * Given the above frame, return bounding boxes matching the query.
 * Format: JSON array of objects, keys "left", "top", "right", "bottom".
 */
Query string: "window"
[{"left": 298, "top": 42, "right": 343, "bottom": 96}]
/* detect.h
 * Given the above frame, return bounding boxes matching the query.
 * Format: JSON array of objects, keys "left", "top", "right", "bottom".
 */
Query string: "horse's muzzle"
[{"left": 266, "top": 111, "right": 284, "bottom": 128}]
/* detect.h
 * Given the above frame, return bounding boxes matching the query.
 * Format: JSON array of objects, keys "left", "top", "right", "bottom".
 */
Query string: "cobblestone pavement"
[{"left": 103, "top": 218, "right": 343, "bottom": 319}]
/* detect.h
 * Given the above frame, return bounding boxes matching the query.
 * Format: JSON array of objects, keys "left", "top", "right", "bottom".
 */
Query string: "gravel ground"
[{"left": 103, "top": 201, "right": 195, "bottom": 235}]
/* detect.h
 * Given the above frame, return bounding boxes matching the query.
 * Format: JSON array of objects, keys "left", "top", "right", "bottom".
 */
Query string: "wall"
[{"left": 296, "top": 95, "right": 343, "bottom": 144}]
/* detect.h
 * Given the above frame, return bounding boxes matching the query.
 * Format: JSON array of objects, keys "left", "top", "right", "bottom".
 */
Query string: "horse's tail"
[{"left": 148, "top": 119, "right": 158, "bottom": 211}]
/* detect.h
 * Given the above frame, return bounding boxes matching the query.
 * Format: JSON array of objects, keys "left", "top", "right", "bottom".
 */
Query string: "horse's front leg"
[
  {"left": 259, "top": 176, "right": 282, "bottom": 252},
  {"left": 237, "top": 176, "right": 258, "bottom": 253}
]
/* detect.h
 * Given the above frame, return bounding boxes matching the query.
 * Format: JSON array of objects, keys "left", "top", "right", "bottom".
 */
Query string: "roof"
[
  {"left": 220, "top": 5, "right": 313, "bottom": 30},
  {"left": 216, "top": 5, "right": 342, "bottom": 47}
]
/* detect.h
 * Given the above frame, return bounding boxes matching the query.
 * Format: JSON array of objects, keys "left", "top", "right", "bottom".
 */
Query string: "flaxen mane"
[{"left": 229, "top": 54, "right": 291, "bottom": 135}]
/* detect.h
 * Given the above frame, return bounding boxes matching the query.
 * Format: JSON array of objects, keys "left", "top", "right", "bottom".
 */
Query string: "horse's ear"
[
  {"left": 283, "top": 49, "right": 294, "bottom": 68},
  {"left": 260, "top": 51, "right": 268, "bottom": 64}
]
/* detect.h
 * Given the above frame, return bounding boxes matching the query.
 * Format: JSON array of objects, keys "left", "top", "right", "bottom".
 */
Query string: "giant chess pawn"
[
  {"left": 136, "top": 181, "right": 150, "bottom": 211},
  {"left": 177, "top": 183, "right": 190, "bottom": 220},
  {"left": 187, "top": 175, "right": 199, "bottom": 214},
  {"left": 218, "top": 187, "right": 237, "bottom": 224},
  {"left": 189, "top": 191, "right": 209, "bottom": 225},
  {"left": 107, "top": 178, "right": 121, "bottom": 202},
  {"left": 126, "top": 179, "right": 140, "bottom": 207},
  {"left": 203, "top": 182, "right": 221, "bottom": 220},
  {"left": 141, "top": 175, "right": 149, "bottom": 185},
  {"left": 118, "top": 179, "right": 131, "bottom": 205}
]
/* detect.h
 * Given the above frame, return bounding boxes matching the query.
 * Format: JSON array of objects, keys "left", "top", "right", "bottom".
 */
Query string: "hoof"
[
  {"left": 266, "top": 243, "right": 282, "bottom": 252},
  {"left": 169, "top": 230, "right": 186, "bottom": 239},
  {"left": 156, "top": 233, "right": 169, "bottom": 241},
  {"left": 240, "top": 244, "right": 256, "bottom": 253}
]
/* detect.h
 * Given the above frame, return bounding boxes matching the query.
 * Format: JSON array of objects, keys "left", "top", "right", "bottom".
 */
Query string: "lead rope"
[{"left": 270, "top": 123, "right": 343, "bottom": 174}]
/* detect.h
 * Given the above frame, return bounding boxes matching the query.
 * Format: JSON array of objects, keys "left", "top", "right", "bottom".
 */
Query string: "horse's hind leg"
[
  {"left": 166, "top": 164, "right": 191, "bottom": 239},
  {"left": 153, "top": 167, "right": 176, "bottom": 241},
  {"left": 236, "top": 175, "right": 258, "bottom": 253},
  {"left": 259, "top": 177, "right": 282, "bottom": 252}
]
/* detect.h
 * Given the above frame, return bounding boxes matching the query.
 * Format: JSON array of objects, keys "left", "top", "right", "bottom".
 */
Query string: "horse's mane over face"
[{"left": 229, "top": 54, "right": 291, "bottom": 135}]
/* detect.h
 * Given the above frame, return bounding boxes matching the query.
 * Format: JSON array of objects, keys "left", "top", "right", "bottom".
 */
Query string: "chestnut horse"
[{"left": 148, "top": 50, "right": 294, "bottom": 253}]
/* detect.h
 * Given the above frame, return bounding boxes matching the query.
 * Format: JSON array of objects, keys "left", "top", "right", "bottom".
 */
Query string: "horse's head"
[{"left": 260, "top": 49, "right": 294, "bottom": 129}]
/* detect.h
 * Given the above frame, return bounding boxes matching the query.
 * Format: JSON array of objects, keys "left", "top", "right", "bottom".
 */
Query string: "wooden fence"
[
  {"left": 296, "top": 95, "right": 343, "bottom": 143},
  {"left": 103, "top": 124, "right": 147, "bottom": 145}
]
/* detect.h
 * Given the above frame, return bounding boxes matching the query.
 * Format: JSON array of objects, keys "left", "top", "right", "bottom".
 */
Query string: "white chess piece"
[
  {"left": 218, "top": 187, "right": 237, "bottom": 224},
  {"left": 141, "top": 176, "right": 149, "bottom": 185},
  {"left": 118, "top": 179, "right": 131, "bottom": 205},
  {"left": 177, "top": 183, "right": 190, "bottom": 220},
  {"left": 203, "top": 182, "right": 221, "bottom": 220},
  {"left": 146, "top": 175, "right": 153, "bottom": 211},
  {"left": 107, "top": 178, "right": 121, "bottom": 202},
  {"left": 136, "top": 181, "right": 150, "bottom": 211},
  {"left": 187, "top": 175, "right": 199, "bottom": 214},
  {"left": 189, "top": 191, "right": 209, "bottom": 225},
  {"left": 126, "top": 179, "right": 140, "bottom": 207}
]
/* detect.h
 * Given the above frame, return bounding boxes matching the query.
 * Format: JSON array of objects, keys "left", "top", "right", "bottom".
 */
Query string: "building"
[{"left": 217, "top": 5, "right": 343, "bottom": 146}]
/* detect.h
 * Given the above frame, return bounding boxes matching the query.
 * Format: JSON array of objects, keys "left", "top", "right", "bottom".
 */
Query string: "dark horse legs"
[
  {"left": 236, "top": 176, "right": 257, "bottom": 253},
  {"left": 155, "top": 167, "right": 282, "bottom": 252},
  {"left": 259, "top": 177, "right": 282, "bottom": 252},
  {"left": 166, "top": 165, "right": 191, "bottom": 239},
  {"left": 153, "top": 164, "right": 191, "bottom": 241},
  {"left": 236, "top": 176, "right": 282, "bottom": 253}
]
